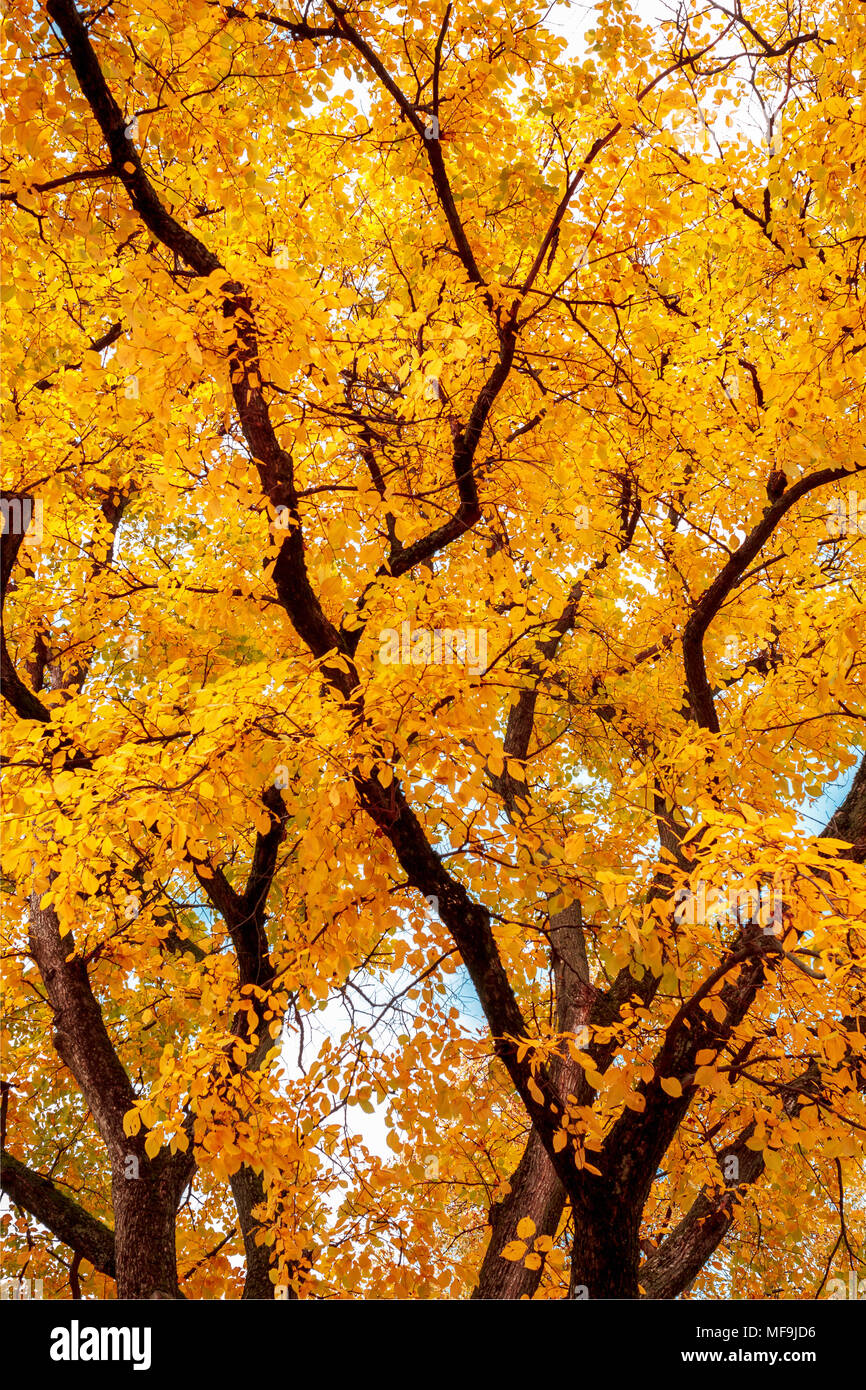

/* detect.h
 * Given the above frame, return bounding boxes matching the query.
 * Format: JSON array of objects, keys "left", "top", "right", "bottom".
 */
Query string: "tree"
[{"left": 2, "top": 0, "right": 865, "bottom": 1300}]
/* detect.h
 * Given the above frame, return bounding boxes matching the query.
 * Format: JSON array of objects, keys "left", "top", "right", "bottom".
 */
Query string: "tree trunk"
[
  {"left": 230, "top": 1166, "right": 282, "bottom": 1299},
  {"left": 471, "top": 1127, "right": 564, "bottom": 1299},
  {"left": 569, "top": 1186, "right": 642, "bottom": 1299},
  {"left": 473, "top": 901, "right": 591, "bottom": 1298},
  {"left": 112, "top": 1152, "right": 193, "bottom": 1299}
]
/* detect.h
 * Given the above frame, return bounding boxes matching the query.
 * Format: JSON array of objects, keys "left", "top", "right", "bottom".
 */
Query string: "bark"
[
  {"left": 682, "top": 466, "right": 862, "bottom": 732},
  {"left": 638, "top": 1132, "right": 765, "bottom": 1299},
  {"left": 569, "top": 1186, "right": 643, "bottom": 1299},
  {"left": 821, "top": 751, "right": 866, "bottom": 861},
  {"left": 1, "top": 1150, "right": 116, "bottom": 1277},
  {"left": 628, "top": 767, "right": 866, "bottom": 1299},
  {"left": 472, "top": 902, "right": 591, "bottom": 1298},
  {"left": 472, "top": 1126, "right": 565, "bottom": 1299},
  {"left": 472, "top": 480, "right": 645, "bottom": 1299},
  {"left": 27, "top": 892, "right": 192, "bottom": 1297},
  {"left": 111, "top": 1150, "right": 194, "bottom": 1299},
  {"left": 638, "top": 1058, "right": 833, "bottom": 1299},
  {"left": 230, "top": 1166, "right": 283, "bottom": 1300},
  {"left": 558, "top": 931, "right": 779, "bottom": 1298},
  {"left": 1, "top": 496, "right": 52, "bottom": 724}
]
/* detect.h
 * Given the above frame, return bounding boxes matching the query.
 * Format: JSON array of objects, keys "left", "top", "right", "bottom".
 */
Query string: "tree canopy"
[{"left": 2, "top": 0, "right": 865, "bottom": 1300}]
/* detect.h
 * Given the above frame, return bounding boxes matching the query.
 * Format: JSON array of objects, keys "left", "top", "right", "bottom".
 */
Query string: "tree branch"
[
  {"left": 683, "top": 466, "right": 865, "bottom": 731},
  {"left": 1, "top": 1150, "right": 116, "bottom": 1278}
]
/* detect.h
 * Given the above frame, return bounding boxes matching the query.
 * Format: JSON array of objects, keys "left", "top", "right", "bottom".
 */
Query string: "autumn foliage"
[{"left": 2, "top": 0, "right": 865, "bottom": 1300}]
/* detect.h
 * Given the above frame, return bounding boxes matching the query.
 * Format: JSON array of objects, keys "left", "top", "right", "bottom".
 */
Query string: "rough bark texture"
[
  {"left": 821, "top": 754, "right": 866, "bottom": 861},
  {"left": 111, "top": 1155, "right": 193, "bottom": 1300},
  {"left": 639, "top": 1135, "right": 766, "bottom": 1299},
  {"left": 230, "top": 1166, "right": 283, "bottom": 1300},
  {"left": 472, "top": 1127, "right": 565, "bottom": 1299},
  {"left": 569, "top": 1187, "right": 643, "bottom": 1299},
  {"left": 26, "top": 891, "right": 193, "bottom": 1297},
  {"left": 0, "top": 1150, "right": 116, "bottom": 1277}
]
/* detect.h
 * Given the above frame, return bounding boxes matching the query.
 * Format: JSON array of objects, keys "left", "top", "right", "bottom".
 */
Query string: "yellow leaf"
[
  {"left": 564, "top": 832, "right": 585, "bottom": 861},
  {"left": 660, "top": 1077, "right": 683, "bottom": 1097},
  {"left": 501, "top": 1240, "right": 527, "bottom": 1262},
  {"left": 123, "top": 1108, "right": 142, "bottom": 1137},
  {"left": 516, "top": 1217, "right": 536, "bottom": 1240}
]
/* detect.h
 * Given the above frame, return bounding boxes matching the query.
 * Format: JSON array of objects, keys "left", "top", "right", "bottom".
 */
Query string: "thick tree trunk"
[
  {"left": 112, "top": 1155, "right": 191, "bottom": 1299},
  {"left": 569, "top": 1187, "right": 642, "bottom": 1299}
]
